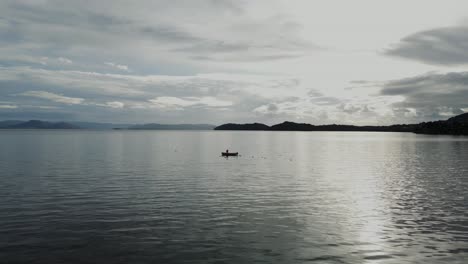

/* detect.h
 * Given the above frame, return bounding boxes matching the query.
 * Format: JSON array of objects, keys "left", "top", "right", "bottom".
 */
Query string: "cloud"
[
  {"left": 0, "top": 1, "right": 331, "bottom": 123},
  {"left": 3, "top": 56, "right": 74, "bottom": 67},
  {"left": 309, "top": 95, "right": 342, "bottom": 106},
  {"left": 380, "top": 71, "right": 468, "bottom": 120},
  {"left": 0, "top": 0, "right": 318, "bottom": 65},
  {"left": 57, "top": 57, "right": 72, "bottom": 64},
  {"left": 1, "top": 64, "right": 348, "bottom": 124},
  {"left": 172, "top": 14, "right": 320, "bottom": 62},
  {"left": 190, "top": 53, "right": 305, "bottom": 62},
  {"left": 385, "top": 25, "right": 468, "bottom": 65},
  {"left": 0, "top": 66, "right": 302, "bottom": 101},
  {"left": 0, "top": 65, "right": 401, "bottom": 125},
  {"left": 253, "top": 99, "right": 335, "bottom": 124},
  {"left": 105, "top": 62, "right": 129, "bottom": 71},
  {"left": 28, "top": 105, "right": 60, "bottom": 109},
  {"left": 104, "top": 101, "right": 125, "bottom": 108},
  {"left": 19, "top": 91, "right": 84, "bottom": 105},
  {"left": 252, "top": 97, "right": 324, "bottom": 120},
  {"left": 253, "top": 103, "right": 279, "bottom": 115},
  {"left": 337, "top": 103, "right": 372, "bottom": 115},
  {"left": 0, "top": 104, "right": 17, "bottom": 109},
  {"left": 306, "top": 90, "right": 343, "bottom": 106},
  {"left": 149, "top": 96, "right": 232, "bottom": 110}
]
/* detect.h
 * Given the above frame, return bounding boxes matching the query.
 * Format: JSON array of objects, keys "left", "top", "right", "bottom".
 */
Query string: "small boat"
[{"left": 222, "top": 152, "right": 238, "bottom": 157}]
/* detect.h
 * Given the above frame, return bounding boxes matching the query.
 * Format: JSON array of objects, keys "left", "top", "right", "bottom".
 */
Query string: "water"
[{"left": 1, "top": 130, "right": 468, "bottom": 264}]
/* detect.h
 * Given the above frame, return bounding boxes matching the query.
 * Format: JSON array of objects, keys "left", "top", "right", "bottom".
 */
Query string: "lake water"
[{"left": 1, "top": 130, "right": 468, "bottom": 264}]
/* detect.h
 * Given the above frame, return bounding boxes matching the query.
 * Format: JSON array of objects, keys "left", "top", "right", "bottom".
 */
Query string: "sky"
[{"left": 1, "top": 0, "right": 468, "bottom": 125}]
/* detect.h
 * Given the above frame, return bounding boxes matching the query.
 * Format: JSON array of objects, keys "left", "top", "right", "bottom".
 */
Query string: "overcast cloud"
[
  {"left": 380, "top": 72, "right": 468, "bottom": 121},
  {"left": 1, "top": 0, "right": 468, "bottom": 125},
  {"left": 385, "top": 26, "right": 468, "bottom": 65}
]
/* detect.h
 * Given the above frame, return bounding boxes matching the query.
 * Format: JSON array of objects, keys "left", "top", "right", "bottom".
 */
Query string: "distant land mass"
[
  {"left": 0, "top": 120, "right": 215, "bottom": 130},
  {"left": 0, "top": 120, "right": 23, "bottom": 128},
  {"left": 2, "top": 113, "right": 468, "bottom": 135},
  {"left": 215, "top": 113, "right": 468, "bottom": 136},
  {"left": 0, "top": 120, "right": 79, "bottom": 129},
  {"left": 70, "top": 122, "right": 134, "bottom": 129},
  {"left": 214, "top": 123, "right": 270, "bottom": 131},
  {"left": 127, "top": 123, "right": 215, "bottom": 130}
]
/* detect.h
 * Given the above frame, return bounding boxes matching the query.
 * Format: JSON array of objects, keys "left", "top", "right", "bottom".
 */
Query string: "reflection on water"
[{"left": 0, "top": 130, "right": 468, "bottom": 263}]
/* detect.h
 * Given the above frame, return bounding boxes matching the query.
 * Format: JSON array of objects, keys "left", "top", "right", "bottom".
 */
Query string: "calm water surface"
[{"left": 1, "top": 130, "right": 468, "bottom": 264}]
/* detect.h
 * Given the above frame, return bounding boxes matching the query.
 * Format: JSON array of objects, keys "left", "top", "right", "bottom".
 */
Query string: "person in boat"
[{"left": 226, "top": 149, "right": 229, "bottom": 154}]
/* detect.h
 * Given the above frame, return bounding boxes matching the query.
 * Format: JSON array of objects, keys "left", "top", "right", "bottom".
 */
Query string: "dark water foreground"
[{"left": 1, "top": 130, "right": 468, "bottom": 264}]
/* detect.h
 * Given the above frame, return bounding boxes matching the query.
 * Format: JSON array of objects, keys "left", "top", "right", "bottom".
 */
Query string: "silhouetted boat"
[{"left": 222, "top": 152, "right": 238, "bottom": 157}]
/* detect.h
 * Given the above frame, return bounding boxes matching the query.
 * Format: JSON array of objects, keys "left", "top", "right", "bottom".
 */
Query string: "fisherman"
[{"left": 226, "top": 149, "right": 229, "bottom": 153}]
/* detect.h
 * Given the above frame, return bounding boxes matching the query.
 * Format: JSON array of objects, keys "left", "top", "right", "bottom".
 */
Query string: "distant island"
[
  {"left": 215, "top": 113, "right": 468, "bottom": 136},
  {"left": 0, "top": 120, "right": 79, "bottom": 129},
  {"left": 126, "top": 123, "right": 215, "bottom": 130},
  {"left": 0, "top": 120, "right": 215, "bottom": 130}
]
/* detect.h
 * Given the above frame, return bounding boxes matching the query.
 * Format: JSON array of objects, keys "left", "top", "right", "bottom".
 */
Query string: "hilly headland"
[{"left": 215, "top": 113, "right": 468, "bottom": 136}]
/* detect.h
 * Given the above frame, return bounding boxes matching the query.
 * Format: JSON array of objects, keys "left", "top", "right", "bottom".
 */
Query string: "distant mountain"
[
  {"left": 406, "top": 113, "right": 468, "bottom": 135},
  {"left": 215, "top": 121, "right": 416, "bottom": 132},
  {"left": 270, "top": 121, "right": 314, "bottom": 131},
  {"left": 70, "top": 122, "right": 134, "bottom": 129},
  {"left": 2, "top": 113, "right": 467, "bottom": 134},
  {"left": 447, "top": 113, "right": 468, "bottom": 124},
  {"left": 214, "top": 123, "right": 270, "bottom": 130},
  {"left": 0, "top": 120, "right": 215, "bottom": 130},
  {"left": 270, "top": 122, "right": 417, "bottom": 132},
  {"left": 0, "top": 120, "right": 23, "bottom": 128},
  {"left": 128, "top": 123, "right": 215, "bottom": 130},
  {"left": 5, "top": 120, "right": 80, "bottom": 129},
  {"left": 214, "top": 113, "right": 468, "bottom": 136}
]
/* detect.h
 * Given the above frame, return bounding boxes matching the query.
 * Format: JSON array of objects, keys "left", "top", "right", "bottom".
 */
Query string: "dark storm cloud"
[
  {"left": 385, "top": 26, "right": 468, "bottom": 65},
  {"left": 381, "top": 72, "right": 468, "bottom": 119}
]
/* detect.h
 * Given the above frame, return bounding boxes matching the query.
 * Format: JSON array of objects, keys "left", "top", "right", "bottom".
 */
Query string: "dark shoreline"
[
  {"left": 1, "top": 112, "right": 467, "bottom": 135},
  {"left": 215, "top": 113, "right": 468, "bottom": 136}
]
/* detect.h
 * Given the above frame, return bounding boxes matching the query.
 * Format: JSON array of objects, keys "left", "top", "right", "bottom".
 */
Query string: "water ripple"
[{"left": 1, "top": 131, "right": 468, "bottom": 263}]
